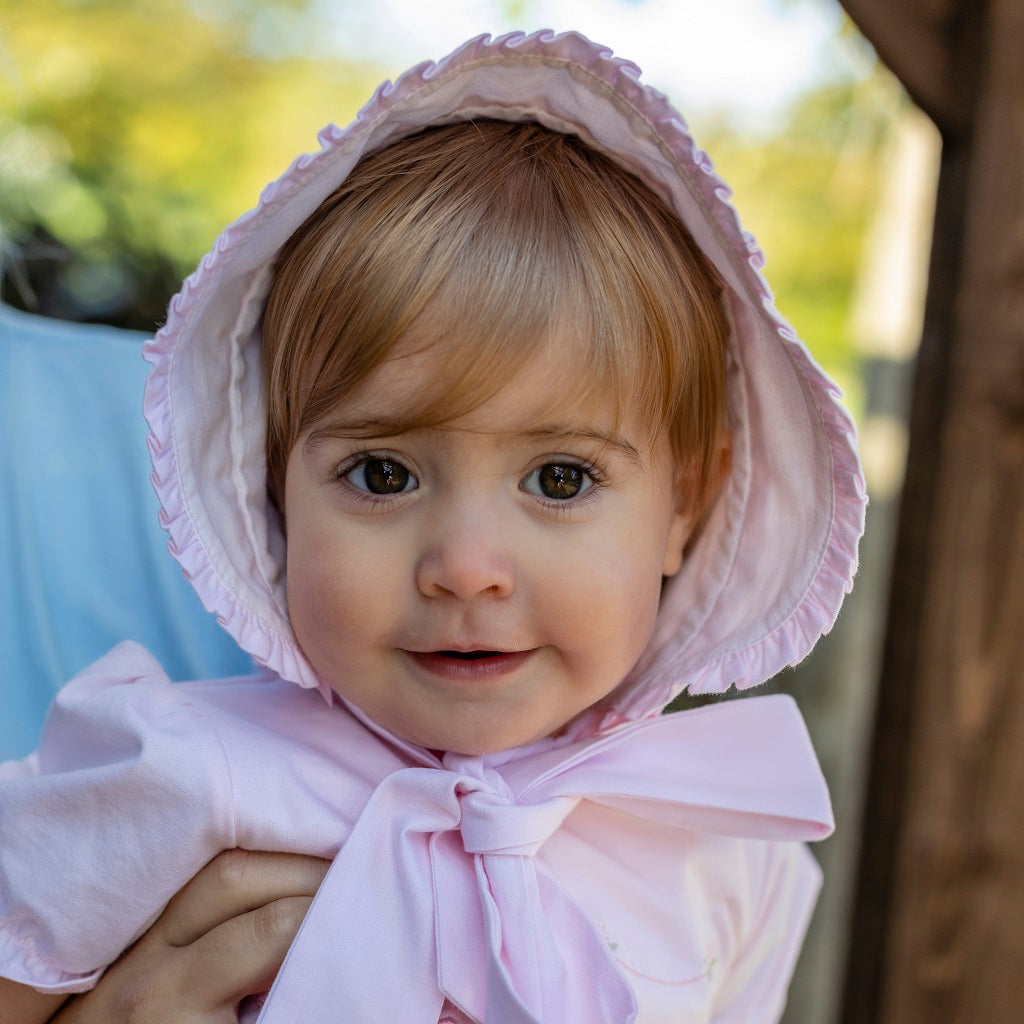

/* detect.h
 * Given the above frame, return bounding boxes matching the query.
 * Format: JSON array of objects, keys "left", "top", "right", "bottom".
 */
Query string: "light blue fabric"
[{"left": 0, "top": 304, "right": 252, "bottom": 759}]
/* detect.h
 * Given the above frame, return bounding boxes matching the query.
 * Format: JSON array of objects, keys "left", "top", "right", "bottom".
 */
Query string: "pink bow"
[{"left": 256, "top": 695, "right": 832, "bottom": 1024}]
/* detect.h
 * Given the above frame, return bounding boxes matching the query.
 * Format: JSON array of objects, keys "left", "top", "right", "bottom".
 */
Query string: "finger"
[
  {"left": 45, "top": 894, "right": 314, "bottom": 1024},
  {"left": 153, "top": 850, "right": 329, "bottom": 947},
  {"left": 183, "top": 895, "right": 314, "bottom": 1010},
  {"left": 46, "top": 947, "right": 237, "bottom": 1024}
]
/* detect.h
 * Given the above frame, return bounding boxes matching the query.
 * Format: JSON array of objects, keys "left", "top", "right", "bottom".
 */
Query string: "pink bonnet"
[{"left": 143, "top": 29, "right": 866, "bottom": 722}]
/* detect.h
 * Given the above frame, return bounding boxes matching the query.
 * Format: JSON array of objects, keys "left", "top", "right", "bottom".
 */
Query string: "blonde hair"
[{"left": 262, "top": 119, "right": 729, "bottom": 513}]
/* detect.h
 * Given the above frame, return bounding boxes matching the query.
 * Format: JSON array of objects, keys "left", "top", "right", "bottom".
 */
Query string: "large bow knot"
[
  {"left": 256, "top": 695, "right": 833, "bottom": 1024},
  {"left": 454, "top": 774, "right": 578, "bottom": 856}
]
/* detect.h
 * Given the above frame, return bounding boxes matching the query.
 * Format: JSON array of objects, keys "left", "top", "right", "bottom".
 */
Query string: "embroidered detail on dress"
[
  {"left": 594, "top": 919, "right": 713, "bottom": 988},
  {"left": 705, "top": 954, "right": 718, "bottom": 983}
]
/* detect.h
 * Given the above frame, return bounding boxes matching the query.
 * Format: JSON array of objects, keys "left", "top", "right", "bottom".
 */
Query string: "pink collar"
[{"left": 258, "top": 695, "right": 832, "bottom": 1023}]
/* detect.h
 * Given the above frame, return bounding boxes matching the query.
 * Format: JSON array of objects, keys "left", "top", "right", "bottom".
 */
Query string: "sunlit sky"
[{"left": 323, "top": 0, "right": 865, "bottom": 131}]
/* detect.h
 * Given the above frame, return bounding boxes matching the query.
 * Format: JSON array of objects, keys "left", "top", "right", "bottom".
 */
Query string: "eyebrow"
[
  {"left": 516, "top": 426, "right": 643, "bottom": 464},
  {"left": 303, "top": 419, "right": 643, "bottom": 464},
  {"left": 304, "top": 418, "right": 407, "bottom": 450}
]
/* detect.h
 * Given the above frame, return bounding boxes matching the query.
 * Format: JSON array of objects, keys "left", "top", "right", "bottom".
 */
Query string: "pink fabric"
[
  {"left": 141, "top": 30, "right": 866, "bottom": 716},
  {"left": 260, "top": 697, "right": 830, "bottom": 1024},
  {"left": 0, "top": 645, "right": 830, "bottom": 1022},
  {"left": 1, "top": 28, "right": 864, "bottom": 1024}
]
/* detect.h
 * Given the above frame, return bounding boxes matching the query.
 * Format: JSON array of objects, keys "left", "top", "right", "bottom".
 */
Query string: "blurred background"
[
  {"left": 0, "top": 0, "right": 930, "bottom": 398},
  {"left": 0, "top": 2, "right": 941, "bottom": 1022}
]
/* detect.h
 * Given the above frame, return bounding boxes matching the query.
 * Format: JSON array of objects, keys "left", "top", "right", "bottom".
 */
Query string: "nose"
[{"left": 415, "top": 510, "right": 516, "bottom": 601}]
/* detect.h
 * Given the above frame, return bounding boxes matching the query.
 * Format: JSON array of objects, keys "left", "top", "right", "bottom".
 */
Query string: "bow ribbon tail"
[
  {"left": 434, "top": 842, "right": 637, "bottom": 1024},
  {"left": 484, "top": 856, "right": 638, "bottom": 1024},
  {"left": 256, "top": 769, "right": 450, "bottom": 1024},
  {"left": 512, "top": 695, "right": 835, "bottom": 842},
  {"left": 431, "top": 830, "right": 491, "bottom": 1017}
]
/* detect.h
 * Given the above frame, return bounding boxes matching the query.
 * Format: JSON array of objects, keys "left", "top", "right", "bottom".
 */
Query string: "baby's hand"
[{"left": 49, "top": 850, "right": 329, "bottom": 1024}]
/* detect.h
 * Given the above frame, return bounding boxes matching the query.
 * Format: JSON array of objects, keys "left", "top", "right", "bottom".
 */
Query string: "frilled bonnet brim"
[{"left": 143, "top": 29, "right": 865, "bottom": 723}]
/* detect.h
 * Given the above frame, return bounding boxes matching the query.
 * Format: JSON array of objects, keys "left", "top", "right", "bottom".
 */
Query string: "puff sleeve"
[
  {"left": 0, "top": 642, "right": 235, "bottom": 993},
  {"left": 709, "top": 841, "right": 822, "bottom": 1023}
]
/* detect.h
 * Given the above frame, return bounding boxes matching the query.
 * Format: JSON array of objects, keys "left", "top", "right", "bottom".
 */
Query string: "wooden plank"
[
  {"left": 841, "top": 0, "right": 1024, "bottom": 1019},
  {"left": 840, "top": 0, "right": 973, "bottom": 133}
]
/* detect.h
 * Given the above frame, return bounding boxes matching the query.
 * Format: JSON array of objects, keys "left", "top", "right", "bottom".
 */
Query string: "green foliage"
[
  {"left": 693, "top": 69, "right": 906, "bottom": 398},
  {"left": 0, "top": 0, "right": 904, "bottom": 388},
  {"left": 0, "top": 0, "right": 383, "bottom": 327}
]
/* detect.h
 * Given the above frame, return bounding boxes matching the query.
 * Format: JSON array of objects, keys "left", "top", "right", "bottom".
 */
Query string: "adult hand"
[{"left": 49, "top": 850, "right": 329, "bottom": 1024}]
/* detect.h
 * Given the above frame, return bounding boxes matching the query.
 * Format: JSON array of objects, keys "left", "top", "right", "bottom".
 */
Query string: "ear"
[
  {"left": 661, "top": 459, "right": 697, "bottom": 578},
  {"left": 661, "top": 431, "right": 733, "bottom": 578},
  {"left": 661, "top": 500, "right": 692, "bottom": 578},
  {"left": 710, "top": 429, "right": 733, "bottom": 497}
]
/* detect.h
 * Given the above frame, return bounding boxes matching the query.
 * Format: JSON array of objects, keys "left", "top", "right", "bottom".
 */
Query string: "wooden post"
[{"left": 840, "top": 0, "right": 1024, "bottom": 1020}]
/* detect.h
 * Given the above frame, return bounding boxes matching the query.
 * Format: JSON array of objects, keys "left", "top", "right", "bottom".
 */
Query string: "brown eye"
[
  {"left": 346, "top": 457, "right": 415, "bottom": 495},
  {"left": 524, "top": 463, "right": 590, "bottom": 500}
]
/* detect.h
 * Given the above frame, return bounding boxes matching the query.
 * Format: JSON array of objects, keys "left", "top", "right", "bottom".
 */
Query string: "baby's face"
[{"left": 283, "top": 335, "right": 692, "bottom": 755}]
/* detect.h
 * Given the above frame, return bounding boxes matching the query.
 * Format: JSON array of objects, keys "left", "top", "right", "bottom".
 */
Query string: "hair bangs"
[{"left": 262, "top": 119, "right": 729, "bottom": 513}]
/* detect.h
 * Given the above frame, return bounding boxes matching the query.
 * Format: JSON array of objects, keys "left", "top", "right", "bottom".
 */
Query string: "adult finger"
[
  {"left": 182, "top": 895, "right": 315, "bottom": 1011},
  {"left": 48, "top": 888, "right": 320, "bottom": 1023},
  {"left": 48, "top": 900, "right": 313, "bottom": 1024},
  {"left": 153, "top": 849, "right": 329, "bottom": 948},
  {"left": 48, "top": 851, "right": 329, "bottom": 1024}
]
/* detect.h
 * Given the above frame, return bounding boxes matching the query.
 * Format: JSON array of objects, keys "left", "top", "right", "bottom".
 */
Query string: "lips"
[{"left": 404, "top": 649, "right": 535, "bottom": 680}]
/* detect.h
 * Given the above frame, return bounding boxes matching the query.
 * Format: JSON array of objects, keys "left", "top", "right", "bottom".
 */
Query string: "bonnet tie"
[{"left": 255, "top": 694, "right": 833, "bottom": 1024}]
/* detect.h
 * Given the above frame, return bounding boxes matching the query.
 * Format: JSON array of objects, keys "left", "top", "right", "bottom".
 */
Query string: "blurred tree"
[
  {"left": 0, "top": 0, "right": 898, "bottom": 394},
  {"left": 0, "top": 0, "right": 383, "bottom": 328},
  {"left": 695, "top": 60, "right": 906, "bottom": 399}
]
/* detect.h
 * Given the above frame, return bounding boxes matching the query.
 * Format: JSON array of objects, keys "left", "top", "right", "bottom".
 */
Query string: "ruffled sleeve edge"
[{"left": 0, "top": 925, "right": 102, "bottom": 994}]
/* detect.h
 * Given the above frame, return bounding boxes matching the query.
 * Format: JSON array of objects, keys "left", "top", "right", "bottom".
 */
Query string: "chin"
[
  {"left": 427, "top": 727, "right": 541, "bottom": 758},
  {"left": 432, "top": 737, "right": 511, "bottom": 757}
]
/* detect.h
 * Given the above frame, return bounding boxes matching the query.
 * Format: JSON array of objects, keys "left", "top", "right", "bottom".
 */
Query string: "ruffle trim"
[
  {"left": 142, "top": 28, "right": 865, "bottom": 703},
  {"left": 0, "top": 921, "right": 101, "bottom": 994},
  {"left": 697, "top": 331, "right": 866, "bottom": 693},
  {"left": 143, "top": 368, "right": 325, "bottom": 697},
  {"left": 610, "top": 347, "right": 866, "bottom": 722}
]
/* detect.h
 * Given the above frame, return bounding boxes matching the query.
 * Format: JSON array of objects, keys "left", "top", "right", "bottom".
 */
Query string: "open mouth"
[{"left": 405, "top": 648, "right": 535, "bottom": 680}]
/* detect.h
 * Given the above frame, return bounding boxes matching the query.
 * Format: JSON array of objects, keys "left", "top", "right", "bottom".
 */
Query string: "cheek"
[
  {"left": 287, "top": 516, "right": 414, "bottom": 669},
  {"left": 286, "top": 529, "right": 369, "bottom": 660},
  {"left": 553, "top": 532, "right": 667, "bottom": 670},
  {"left": 287, "top": 560, "right": 340, "bottom": 664}
]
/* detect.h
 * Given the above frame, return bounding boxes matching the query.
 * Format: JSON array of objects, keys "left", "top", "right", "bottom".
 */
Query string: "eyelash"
[
  {"left": 333, "top": 450, "right": 418, "bottom": 511},
  {"left": 521, "top": 458, "right": 605, "bottom": 512},
  {"left": 332, "top": 451, "right": 607, "bottom": 513}
]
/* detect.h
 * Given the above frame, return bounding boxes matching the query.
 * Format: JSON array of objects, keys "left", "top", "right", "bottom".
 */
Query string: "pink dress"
[
  {"left": 0, "top": 30, "right": 865, "bottom": 1023},
  {"left": 1, "top": 643, "right": 830, "bottom": 1023}
]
